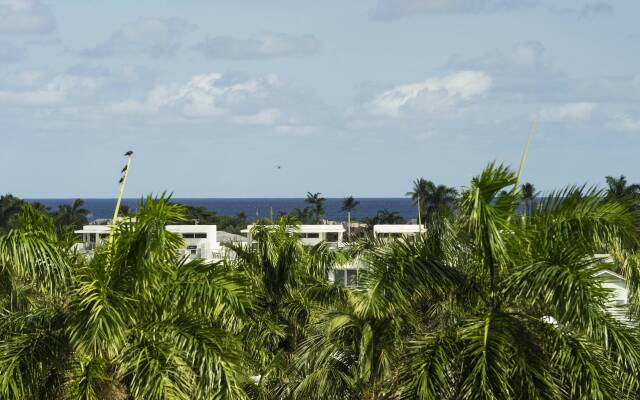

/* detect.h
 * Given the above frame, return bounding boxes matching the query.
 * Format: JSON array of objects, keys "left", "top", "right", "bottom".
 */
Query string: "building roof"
[
  {"left": 75, "top": 224, "right": 217, "bottom": 235},
  {"left": 373, "top": 224, "right": 423, "bottom": 234},
  {"left": 165, "top": 225, "right": 216, "bottom": 233},
  {"left": 243, "top": 224, "right": 345, "bottom": 234},
  {"left": 595, "top": 269, "right": 626, "bottom": 281},
  {"left": 75, "top": 225, "right": 111, "bottom": 234},
  {"left": 217, "top": 230, "right": 249, "bottom": 243}
]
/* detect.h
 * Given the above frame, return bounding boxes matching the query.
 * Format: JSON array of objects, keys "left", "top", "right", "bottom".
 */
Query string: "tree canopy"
[{"left": 1, "top": 166, "right": 640, "bottom": 399}]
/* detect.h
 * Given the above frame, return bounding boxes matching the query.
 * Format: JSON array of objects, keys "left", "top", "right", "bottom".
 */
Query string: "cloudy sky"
[{"left": 1, "top": 0, "right": 638, "bottom": 198}]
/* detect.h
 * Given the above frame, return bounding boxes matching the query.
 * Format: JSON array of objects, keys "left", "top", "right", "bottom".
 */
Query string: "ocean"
[{"left": 27, "top": 198, "right": 418, "bottom": 222}]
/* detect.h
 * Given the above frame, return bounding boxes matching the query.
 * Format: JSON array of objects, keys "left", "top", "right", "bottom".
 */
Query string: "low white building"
[
  {"left": 166, "top": 225, "right": 219, "bottom": 259},
  {"left": 242, "top": 224, "right": 345, "bottom": 247},
  {"left": 373, "top": 224, "right": 423, "bottom": 239},
  {"left": 596, "top": 269, "right": 629, "bottom": 307},
  {"left": 74, "top": 224, "right": 221, "bottom": 260},
  {"left": 592, "top": 254, "right": 630, "bottom": 320}
]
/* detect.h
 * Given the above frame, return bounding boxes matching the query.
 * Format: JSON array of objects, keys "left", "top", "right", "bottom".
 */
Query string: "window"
[
  {"left": 89, "top": 233, "right": 96, "bottom": 242},
  {"left": 187, "top": 245, "right": 198, "bottom": 255},
  {"left": 326, "top": 232, "right": 339, "bottom": 242},
  {"left": 334, "top": 271, "right": 346, "bottom": 286},
  {"left": 333, "top": 269, "right": 361, "bottom": 288},
  {"left": 347, "top": 270, "right": 358, "bottom": 286},
  {"left": 302, "top": 232, "right": 319, "bottom": 238},
  {"left": 183, "top": 233, "right": 207, "bottom": 239}
]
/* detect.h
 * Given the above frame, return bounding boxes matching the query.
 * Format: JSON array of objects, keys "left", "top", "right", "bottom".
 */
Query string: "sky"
[{"left": 0, "top": 0, "right": 639, "bottom": 198}]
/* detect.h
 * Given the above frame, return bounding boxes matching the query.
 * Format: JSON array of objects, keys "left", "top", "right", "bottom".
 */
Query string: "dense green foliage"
[
  {"left": 182, "top": 205, "right": 249, "bottom": 234},
  {"left": 1, "top": 166, "right": 640, "bottom": 399},
  {"left": 406, "top": 178, "right": 458, "bottom": 224},
  {"left": 0, "top": 196, "right": 90, "bottom": 233}
]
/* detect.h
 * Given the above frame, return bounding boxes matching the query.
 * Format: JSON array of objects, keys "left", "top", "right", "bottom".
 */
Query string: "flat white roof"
[
  {"left": 243, "top": 224, "right": 345, "bottom": 234},
  {"left": 373, "top": 224, "right": 423, "bottom": 233},
  {"left": 75, "top": 224, "right": 217, "bottom": 234},
  {"left": 74, "top": 225, "right": 111, "bottom": 234},
  {"left": 166, "top": 225, "right": 216, "bottom": 233},
  {"left": 593, "top": 253, "right": 614, "bottom": 263}
]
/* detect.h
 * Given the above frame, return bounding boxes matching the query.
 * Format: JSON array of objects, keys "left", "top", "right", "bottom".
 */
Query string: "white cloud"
[
  {"left": 610, "top": 114, "right": 640, "bottom": 134},
  {"left": 0, "top": 0, "right": 55, "bottom": 34},
  {"left": 81, "top": 17, "right": 196, "bottom": 58},
  {"left": 367, "top": 71, "right": 491, "bottom": 117},
  {"left": 195, "top": 31, "right": 320, "bottom": 60},
  {"left": 552, "top": 2, "right": 614, "bottom": 19},
  {"left": 0, "top": 72, "right": 101, "bottom": 106},
  {"left": 109, "top": 72, "right": 283, "bottom": 121},
  {"left": 579, "top": 2, "right": 614, "bottom": 18},
  {"left": 445, "top": 41, "right": 569, "bottom": 104},
  {"left": 539, "top": 102, "right": 597, "bottom": 122},
  {"left": 232, "top": 109, "right": 282, "bottom": 125},
  {"left": 372, "top": 0, "right": 537, "bottom": 19},
  {"left": 447, "top": 41, "right": 548, "bottom": 76}
]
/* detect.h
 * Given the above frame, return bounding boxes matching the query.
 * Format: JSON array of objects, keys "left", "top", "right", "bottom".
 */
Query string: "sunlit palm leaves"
[
  {"left": 297, "top": 163, "right": 640, "bottom": 400},
  {"left": 2, "top": 164, "right": 640, "bottom": 399},
  {"left": 0, "top": 195, "right": 253, "bottom": 399}
]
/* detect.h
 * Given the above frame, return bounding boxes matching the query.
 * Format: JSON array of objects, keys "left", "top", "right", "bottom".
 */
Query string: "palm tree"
[
  {"left": 341, "top": 196, "right": 360, "bottom": 240},
  {"left": 53, "top": 199, "right": 91, "bottom": 230},
  {"left": 305, "top": 192, "right": 326, "bottom": 223},
  {"left": 0, "top": 196, "right": 252, "bottom": 399},
  {"left": 3, "top": 165, "right": 640, "bottom": 400},
  {"left": 606, "top": 175, "right": 640, "bottom": 200},
  {"left": 371, "top": 208, "right": 405, "bottom": 225},
  {"left": 0, "top": 194, "right": 25, "bottom": 231},
  {"left": 289, "top": 207, "right": 314, "bottom": 224},
  {"left": 224, "top": 217, "right": 348, "bottom": 397},
  {"left": 520, "top": 182, "right": 538, "bottom": 217},
  {"left": 406, "top": 178, "right": 457, "bottom": 225},
  {"left": 296, "top": 163, "right": 640, "bottom": 399}
]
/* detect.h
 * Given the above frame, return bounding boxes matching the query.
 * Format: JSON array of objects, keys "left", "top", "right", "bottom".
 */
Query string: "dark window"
[
  {"left": 89, "top": 233, "right": 96, "bottom": 242},
  {"left": 194, "top": 233, "right": 207, "bottom": 238},
  {"left": 347, "top": 270, "right": 359, "bottom": 286},
  {"left": 334, "top": 270, "right": 346, "bottom": 286},
  {"left": 183, "top": 233, "right": 195, "bottom": 239},
  {"left": 326, "top": 232, "right": 339, "bottom": 242},
  {"left": 303, "top": 232, "right": 319, "bottom": 238}
]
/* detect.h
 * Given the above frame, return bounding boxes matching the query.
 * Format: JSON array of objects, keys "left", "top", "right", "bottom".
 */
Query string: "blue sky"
[{"left": 1, "top": 0, "right": 638, "bottom": 198}]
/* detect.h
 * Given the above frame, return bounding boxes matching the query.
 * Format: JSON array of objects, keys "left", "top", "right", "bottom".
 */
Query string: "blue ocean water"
[{"left": 27, "top": 198, "right": 417, "bottom": 222}]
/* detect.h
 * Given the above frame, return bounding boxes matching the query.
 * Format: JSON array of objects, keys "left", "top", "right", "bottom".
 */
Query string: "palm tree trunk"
[{"left": 347, "top": 211, "right": 351, "bottom": 240}]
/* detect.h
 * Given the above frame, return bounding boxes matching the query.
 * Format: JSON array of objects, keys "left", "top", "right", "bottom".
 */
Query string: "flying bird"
[
  {"left": 124, "top": 150, "right": 133, "bottom": 156},
  {"left": 276, "top": 165, "right": 282, "bottom": 170}
]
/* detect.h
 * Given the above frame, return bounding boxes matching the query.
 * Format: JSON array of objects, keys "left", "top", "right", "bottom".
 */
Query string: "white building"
[
  {"left": 166, "top": 225, "right": 219, "bottom": 259},
  {"left": 596, "top": 269, "right": 629, "bottom": 307},
  {"left": 373, "top": 224, "right": 423, "bottom": 239},
  {"left": 591, "top": 254, "right": 630, "bottom": 320},
  {"left": 242, "top": 224, "right": 345, "bottom": 247},
  {"left": 242, "top": 224, "right": 366, "bottom": 286},
  {"left": 74, "top": 224, "right": 221, "bottom": 260}
]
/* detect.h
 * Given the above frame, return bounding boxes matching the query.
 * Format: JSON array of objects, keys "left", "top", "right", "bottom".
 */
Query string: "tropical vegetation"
[
  {"left": 342, "top": 195, "right": 360, "bottom": 240},
  {"left": 406, "top": 178, "right": 457, "bottom": 225},
  {"left": 1, "top": 166, "right": 640, "bottom": 399}
]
